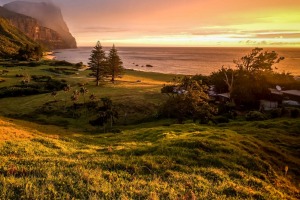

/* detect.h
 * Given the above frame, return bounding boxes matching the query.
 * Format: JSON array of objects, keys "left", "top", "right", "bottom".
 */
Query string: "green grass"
[
  {"left": 0, "top": 64, "right": 173, "bottom": 128},
  {"left": 0, "top": 117, "right": 299, "bottom": 199},
  {"left": 0, "top": 64, "right": 299, "bottom": 199}
]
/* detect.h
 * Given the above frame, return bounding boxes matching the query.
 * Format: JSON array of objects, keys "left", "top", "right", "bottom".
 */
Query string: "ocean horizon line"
[{"left": 73, "top": 46, "right": 300, "bottom": 49}]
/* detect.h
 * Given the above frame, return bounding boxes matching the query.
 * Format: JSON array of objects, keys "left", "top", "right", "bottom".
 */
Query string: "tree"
[
  {"left": 160, "top": 77, "right": 217, "bottom": 124},
  {"left": 17, "top": 44, "right": 43, "bottom": 61},
  {"left": 80, "top": 87, "right": 88, "bottom": 104},
  {"left": 210, "top": 67, "right": 235, "bottom": 101},
  {"left": 210, "top": 48, "right": 286, "bottom": 108},
  {"left": 234, "top": 47, "right": 284, "bottom": 72},
  {"left": 63, "top": 84, "right": 71, "bottom": 110},
  {"left": 107, "top": 44, "right": 124, "bottom": 83},
  {"left": 88, "top": 41, "right": 107, "bottom": 86},
  {"left": 89, "top": 93, "right": 97, "bottom": 101},
  {"left": 89, "top": 97, "right": 118, "bottom": 129},
  {"left": 71, "top": 90, "right": 80, "bottom": 118}
]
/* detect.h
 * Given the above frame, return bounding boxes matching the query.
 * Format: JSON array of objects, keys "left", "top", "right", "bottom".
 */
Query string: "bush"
[
  {"left": 0, "top": 87, "right": 46, "bottom": 98},
  {"left": 290, "top": 109, "right": 300, "bottom": 118},
  {"left": 75, "top": 62, "right": 83, "bottom": 68},
  {"left": 269, "top": 108, "right": 282, "bottom": 118},
  {"left": 111, "top": 129, "right": 122, "bottom": 134},
  {"left": 31, "top": 75, "right": 51, "bottom": 82},
  {"left": 45, "top": 67, "right": 77, "bottom": 75},
  {"left": 28, "top": 62, "right": 41, "bottom": 67},
  {"left": 44, "top": 79, "right": 67, "bottom": 91},
  {"left": 50, "top": 60, "right": 74, "bottom": 66},
  {"left": 213, "top": 116, "right": 229, "bottom": 124},
  {"left": 245, "top": 111, "right": 267, "bottom": 121},
  {"left": 0, "top": 78, "right": 67, "bottom": 98}
]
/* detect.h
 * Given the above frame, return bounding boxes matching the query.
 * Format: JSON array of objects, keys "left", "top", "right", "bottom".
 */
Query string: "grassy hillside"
[
  {"left": 0, "top": 64, "right": 177, "bottom": 128},
  {"left": 0, "top": 117, "right": 299, "bottom": 199},
  {"left": 0, "top": 17, "right": 37, "bottom": 58},
  {"left": 0, "top": 63, "right": 299, "bottom": 199}
]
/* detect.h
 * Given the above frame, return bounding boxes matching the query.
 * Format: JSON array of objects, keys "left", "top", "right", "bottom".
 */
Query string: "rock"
[
  {"left": 146, "top": 64, "right": 153, "bottom": 67},
  {"left": 0, "top": 17, "right": 39, "bottom": 57},
  {"left": 2, "top": 1, "right": 77, "bottom": 49}
]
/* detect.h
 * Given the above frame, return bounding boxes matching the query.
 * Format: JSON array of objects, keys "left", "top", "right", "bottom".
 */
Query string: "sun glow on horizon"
[
  {"left": 74, "top": 4, "right": 300, "bottom": 47},
  {"left": 36, "top": 0, "right": 300, "bottom": 48}
]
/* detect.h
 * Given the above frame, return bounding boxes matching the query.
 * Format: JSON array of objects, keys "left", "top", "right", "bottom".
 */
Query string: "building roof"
[
  {"left": 268, "top": 88, "right": 283, "bottom": 95},
  {"left": 282, "top": 90, "right": 300, "bottom": 97},
  {"left": 217, "top": 93, "right": 230, "bottom": 99}
]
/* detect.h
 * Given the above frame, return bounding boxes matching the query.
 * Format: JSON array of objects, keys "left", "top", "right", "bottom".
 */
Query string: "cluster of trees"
[
  {"left": 160, "top": 77, "right": 217, "bottom": 123},
  {"left": 58, "top": 84, "right": 118, "bottom": 128},
  {"left": 15, "top": 44, "right": 43, "bottom": 61},
  {"left": 89, "top": 41, "right": 124, "bottom": 86},
  {"left": 160, "top": 48, "right": 300, "bottom": 123},
  {"left": 210, "top": 48, "right": 299, "bottom": 108}
]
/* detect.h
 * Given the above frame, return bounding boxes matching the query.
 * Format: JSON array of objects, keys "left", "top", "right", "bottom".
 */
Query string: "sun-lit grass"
[
  {"left": 0, "top": 65, "right": 174, "bottom": 127},
  {"left": 0, "top": 117, "right": 299, "bottom": 199},
  {"left": 0, "top": 64, "right": 299, "bottom": 199}
]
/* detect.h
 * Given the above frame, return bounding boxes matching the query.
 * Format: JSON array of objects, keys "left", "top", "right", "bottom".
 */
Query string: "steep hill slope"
[
  {"left": 0, "top": 17, "right": 38, "bottom": 58},
  {"left": 3, "top": 1, "right": 77, "bottom": 49},
  {"left": 0, "top": 6, "right": 66, "bottom": 50},
  {"left": 0, "top": 117, "right": 299, "bottom": 199}
]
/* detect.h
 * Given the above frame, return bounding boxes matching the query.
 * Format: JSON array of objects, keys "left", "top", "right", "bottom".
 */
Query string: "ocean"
[{"left": 53, "top": 47, "right": 300, "bottom": 76}]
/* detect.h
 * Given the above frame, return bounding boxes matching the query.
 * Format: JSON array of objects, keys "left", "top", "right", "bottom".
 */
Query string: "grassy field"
[
  {"left": 0, "top": 64, "right": 178, "bottom": 129},
  {"left": 0, "top": 63, "right": 299, "bottom": 199},
  {"left": 0, "top": 117, "right": 299, "bottom": 199}
]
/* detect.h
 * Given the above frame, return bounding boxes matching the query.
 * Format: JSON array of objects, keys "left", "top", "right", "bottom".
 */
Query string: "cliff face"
[
  {"left": 0, "top": 17, "right": 38, "bottom": 57},
  {"left": 0, "top": 7, "right": 68, "bottom": 50},
  {"left": 3, "top": 1, "right": 77, "bottom": 49}
]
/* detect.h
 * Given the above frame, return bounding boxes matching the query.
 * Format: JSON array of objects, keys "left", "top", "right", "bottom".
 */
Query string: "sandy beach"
[{"left": 43, "top": 51, "right": 56, "bottom": 60}]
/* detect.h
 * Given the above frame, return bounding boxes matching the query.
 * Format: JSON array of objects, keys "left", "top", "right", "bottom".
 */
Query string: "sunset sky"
[{"left": 1, "top": 0, "right": 300, "bottom": 47}]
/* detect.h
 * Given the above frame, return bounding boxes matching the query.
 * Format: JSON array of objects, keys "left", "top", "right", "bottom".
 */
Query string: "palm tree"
[
  {"left": 51, "top": 91, "right": 57, "bottom": 101},
  {"left": 80, "top": 87, "right": 89, "bottom": 116},
  {"left": 63, "top": 84, "right": 71, "bottom": 109},
  {"left": 89, "top": 93, "right": 97, "bottom": 101},
  {"left": 71, "top": 90, "right": 80, "bottom": 118},
  {"left": 80, "top": 87, "right": 88, "bottom": 104}
]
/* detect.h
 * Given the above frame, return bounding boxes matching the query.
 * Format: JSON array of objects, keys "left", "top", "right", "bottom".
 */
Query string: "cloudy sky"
[{"left": 1, "top": 0, "right": 300, "bottom": 47}]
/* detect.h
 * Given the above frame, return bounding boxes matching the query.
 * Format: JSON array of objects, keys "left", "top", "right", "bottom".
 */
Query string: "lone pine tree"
[
  {"left": 107, "top": 44, "right": 124, "bottom": 83},
  {"left": 88, "top": 41, "right": 106, "bottom": 86}
]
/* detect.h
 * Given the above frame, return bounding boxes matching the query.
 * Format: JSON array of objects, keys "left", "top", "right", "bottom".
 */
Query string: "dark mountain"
[
  {"left": 3, "top": 1, "right": 77, "bottom": 49},
  {"left": 0, "top": 6, "right": 67, "bottom": 50},
  {"left": 0, "top": 17, "right": 38, "bottom": 57}
]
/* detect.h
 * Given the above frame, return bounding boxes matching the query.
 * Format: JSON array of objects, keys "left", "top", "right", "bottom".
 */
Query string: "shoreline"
[
  {"left": 45, "top": 54, "right": 300, "bottom": 78},
  {"left": 52, "top": 47, "right": 300, "bottom": 77},
  {"left": 43, "top": 51, "right": 56, "bottom": 60}
]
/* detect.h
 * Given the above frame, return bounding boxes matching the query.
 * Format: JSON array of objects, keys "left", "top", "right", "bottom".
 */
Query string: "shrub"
[
  {"left": 111, "top": 129, "right": 122, "bottom": 134},
  {"left": 269, "top": 108, "right": 282, "bottom": 118},
  {"left": 290, "top": 109, "right": 300, "bottom": 118},
  {"left": 44, "top": 79, "right": 67, "bottom": 91},
  {"left": 50, "top": 60, "right": 74, "bottom": 66},
  {"left": 0, "top": 78, "right": 67, "bottom": 98},
  {"left": 75, "top": 62, "right": 83, "bottom": 68},
  {"left": 31, "top": 75, "right": 51, "bottom": 82},
  {"left": 245, "top": 111, "right": 267, "bottom": 121},
  {"left": 0, "top": 87, "right": 45, "bottom": 98},
  {"left": 213, "top": 116, "right": 230, "bottom": 124},
  {"left": 15, "top": 74, "right": 25, "bottom": 77},
  {"left": 28, "top": 62, "right": 41, "bottom": 67}
]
